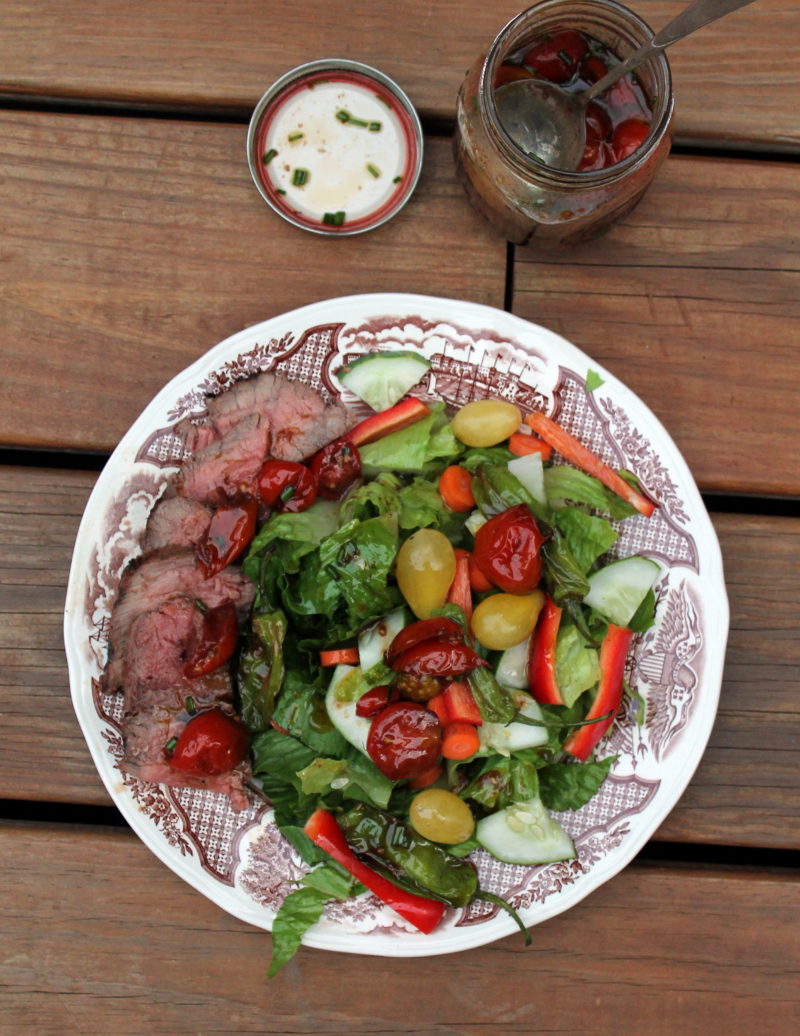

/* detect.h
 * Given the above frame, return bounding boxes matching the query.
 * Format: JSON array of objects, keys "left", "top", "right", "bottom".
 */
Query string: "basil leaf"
[
  {"left": 267, "top": 886, "right": 328, "bottom": 977},
  {"left": 585, "top": 369, "right": 605, "bottom": 393},
  {"left": 628, "top": 588, "right": 657, "bottom": 633},
  {"left": 460, "top": 751, "right": 541, "bottom": 811},
  {"left": 538, "top": 756, "right": 617, "bottom": 812}
]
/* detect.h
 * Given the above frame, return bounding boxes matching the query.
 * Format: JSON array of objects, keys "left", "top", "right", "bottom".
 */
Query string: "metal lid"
[{"left": 247, "top": 59, "right": 424, "bottom": 236}]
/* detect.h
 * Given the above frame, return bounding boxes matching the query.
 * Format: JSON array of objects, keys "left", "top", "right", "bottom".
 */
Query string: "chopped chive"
[
  {"left": 392, "top": 175, "right": 403, "bottom": 184},
  {"left": 185, "top": 696, "right": 197, "bottom": 715},
  {"left": 263, "top": 148, "right": 278, "bottom": 164},
  {"left": 276, "top": 188, "right": 287, "bottom": 196},
  {"left": 164, "top": 737, "right": 178, "bottom": 754},
  {"left": 558, "top": 50, "right": 573, "bottom": 65},
  {"left": 336, "top": 109, "right": 351, "bottom": 123},
  {"left": 368, "top": 121, "right": 382, "bottom": 132},
  {"left": 279, "top": 484, "right": 295, "bottom": 502},
  {"left": 292, "top": 168, "right": 309, "bottom": 186},
  {"left": 366, "top": 163, "right": 381, "bottom": 178},
  {"left": 194, "top": 598, "right": 208, "bottom": 613},
  {"left": 336, "top": 109, "right": 372, "bottom": 128},
  {"left": 322, "top": 211, "right": 346, "bottom": 226},
  {"left": 288, "top": 131, "right": 304, "bottom": 142}
]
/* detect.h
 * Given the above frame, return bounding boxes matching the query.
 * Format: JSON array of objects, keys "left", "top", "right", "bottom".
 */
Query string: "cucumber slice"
[
  {"left": 476, "top": 796, "right": 576, "bottom": 865},
  {"left": 479, "top": 691, "right": 548, "bottom": 755},
  {"left": 465, "top": 509, "right": 488, "bottom": 537},
  {"left": 357, "top": 608, "right": 407, "bottom": 673},
  {"left": 495, "top": 636, "right": 531, "bottom": 690},
  {"left": 584, "top": 555, "right": 661, "bottom": 627},
  {"left": 325, "top": 665, "right": 372, "bottom": 755},
  {"left": 507, "top": 452, "right": 547, "bottom": 508},
  {"left": 338, "top": 351, "right": 431, "bottom": 412}
]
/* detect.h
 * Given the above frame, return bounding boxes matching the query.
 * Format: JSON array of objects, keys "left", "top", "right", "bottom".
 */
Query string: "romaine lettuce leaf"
[
  {"left": 358, "top": 404, "right": 461, "bottom": 474},
  {"left": 554, "top": 506, "right": 618, "bottom": 574},
  {"left": 554, "top": 624, "right": 601, "bottom": 707},
  {"left": 538, "top": 756, "right": 616, "bottom": 811},
  {"left": 544, "top": 466, "right": 638, "bottom": 520}
]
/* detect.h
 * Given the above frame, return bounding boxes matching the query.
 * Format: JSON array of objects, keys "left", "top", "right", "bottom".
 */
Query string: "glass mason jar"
[{"left": 453, "top": 0, "right": 674, "bottom": 246}]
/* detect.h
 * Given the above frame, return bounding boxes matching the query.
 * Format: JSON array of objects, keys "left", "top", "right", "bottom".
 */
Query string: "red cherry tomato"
[
  {"left": 390, "top": 639, "right": 488, "bottom": 677},
  {"left": 183, "top": 601, "right": 239, "bottom": 678},
  {"left": 196, "top": 498, "right": 257, "bottom": 578},
  {"left": 611, "top": 118, "right": 650, "bottom": 161},
  {"left": 578, "top": 137, "right": 612, "bottom": 172},
  {"left": 355, "top": 685, "right": 401, "bottom": 718},
  {"left": 257, "top": 460, "right": 318, "bottom": 513},
  {"left": 385, "top": 617, "right": 465, "bottom": 666},
  {"left": 309, "top": 438, "right": 361, "bottom": 500},
  {"left": 522, "top": 29, "right": 588, "bottom": 84},
  {"left": 473, "top": 504, "right": 546, "bottom": 593},
  {"left": 581, "top": 55, "right": 609, "bottom": 84},
  {"left": 366, "top": 702, "right": 442, "bottom": 781},
  {"left": 495, "top": 63, "right": 535, "bottom": 89},
  {"left": 168, "top": 709, "right": 249, "bottom": 776},
  {"left": 585, "top": 101, "right": 611, "bottom": 143}
]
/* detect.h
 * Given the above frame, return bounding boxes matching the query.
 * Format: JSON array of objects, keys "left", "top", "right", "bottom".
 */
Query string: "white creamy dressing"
[{"left": 262, "top": 80, "right": 408, "bottom": 224}]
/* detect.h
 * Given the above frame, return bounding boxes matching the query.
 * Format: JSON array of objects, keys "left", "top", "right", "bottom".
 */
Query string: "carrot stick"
[
  {"left": 508, "top": 430, "right": 553, "bottom": 460},
  {"left": 438, "top": 465, "right": 476, "bottom": 512},
  {"left": 319, "top": 647, "right": 359, "bottom": 666},
  {"left": 441, "top": 721, "right": 481, "bottom": 760},
  {"left": 524, "top": 411, "right": 656, "bottom": 517}
]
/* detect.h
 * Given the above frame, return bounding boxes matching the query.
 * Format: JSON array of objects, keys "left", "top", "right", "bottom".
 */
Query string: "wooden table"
[{"left": 1, "top": 2, "right": 798, "bottom": 1031}]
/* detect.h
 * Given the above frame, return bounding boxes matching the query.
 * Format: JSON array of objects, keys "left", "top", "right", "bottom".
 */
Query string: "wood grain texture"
[
  {"left": 0, "top": 110, "right": 505, "bottom": 453},
  {"left": 513, "top": 153, "right": 800, "bottom": 497},
  {"left": 1, "top": 467, "right": 798, "bottom": 848},
  {"left": 0, "top": 1, "right": 798, "bottom": 150},
  {"left": 0, "top": 821, "right": 797, "bottom": 1034}
]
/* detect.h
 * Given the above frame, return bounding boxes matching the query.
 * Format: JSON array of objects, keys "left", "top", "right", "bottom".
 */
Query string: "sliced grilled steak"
[
  {"left": 143, "top": 496, "right": 212, "bottom": 553},
  {"left": 104, "top": 549, "right": 255, "bottom": 696},
  {"left": 177, "top": 411, "right": 269, "bottom": 505}
]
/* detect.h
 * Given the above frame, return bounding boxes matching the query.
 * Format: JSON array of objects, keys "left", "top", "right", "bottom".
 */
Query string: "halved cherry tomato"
[
  {"left": 257, "top": 460, "right": 317, "bottom": 513},
  {"left": 611, "top": 118, "right": 650, "bottom": 162},
  {"left": 356, "top": 685, "right": 401, "bottom": 718},
  {"left": 183, "top": 601, "right": 239, "bottom": 678},
  {"left": 390, "top": 639, "right": 488, "bottom": 677},
  {"left": 473, "top": 503, "right": 546, "bottom": 593},
  {"left": 309, "top": 438, "right": 361, "bottom": 499},
  {"left": 578, "top": 137, "right": 612, "bottom": 172},
  {"left": 196, "top": 498, "right": 257, "bottom": 578},
  {"left": 585, "top": 101, "right": 611, "bottom": 143},
  {"left": 385, "top": 617, "right": 464, "bottom": 667},
  {"left": 495, "top": 64, "right": 536, "bottom": 89},
  {"left": 522, "top": 29, "right": 588, "bottom": 84},
  {"left": 581, "top": 55, "right": 609, "bottom": 83},
  {"left": 168, "top": 708, "right": 249, "bottom": 776},
  {"left": 366, "top": 701, "right": 442, "bottom": 781}
]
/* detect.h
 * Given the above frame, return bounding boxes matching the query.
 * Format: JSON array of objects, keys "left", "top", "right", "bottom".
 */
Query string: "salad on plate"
[{"left": 102, "top": 348, "right": 663, "bottom": 974}]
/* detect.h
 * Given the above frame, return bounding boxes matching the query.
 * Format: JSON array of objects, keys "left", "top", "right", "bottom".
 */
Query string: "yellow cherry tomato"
[
  {"left": 471, "top": 590, "right": 545, "bottom": 650},
  {"left": 396, "top": 529, "right": 457, "bottom": 619},
  {"left": 409, "top": 788, "right": 476, "bottom": 844},
  {"left": 451, "top": 399, "right": 522, "bottom": 447}
]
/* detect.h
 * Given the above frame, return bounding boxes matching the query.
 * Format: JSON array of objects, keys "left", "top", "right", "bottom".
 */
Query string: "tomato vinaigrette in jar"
[
  {"left": 247, "top": 60, "right": 423, "bottom": 235},
  {"left": 454, "top": 0, "right": 674, "bottom": 246},
  {"left": 496, "top": 26, "right": 654, "bottom": 171}
]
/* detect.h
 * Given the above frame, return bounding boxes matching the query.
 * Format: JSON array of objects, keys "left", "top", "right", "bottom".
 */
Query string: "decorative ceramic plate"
[{"left": 65, "top": 293, "right": 728, "bottom": 957}]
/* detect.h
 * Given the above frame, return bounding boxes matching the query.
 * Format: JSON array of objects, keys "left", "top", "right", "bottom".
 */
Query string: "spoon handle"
[{"left": 586, "top": 0, "right": 758, "bottom": 101}]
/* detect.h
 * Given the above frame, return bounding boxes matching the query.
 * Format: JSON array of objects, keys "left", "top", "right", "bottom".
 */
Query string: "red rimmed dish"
[{"left": 247, "top": 60, "right": 423, "bottom": 235}]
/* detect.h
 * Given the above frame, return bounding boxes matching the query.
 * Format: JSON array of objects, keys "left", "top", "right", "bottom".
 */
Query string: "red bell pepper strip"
[
  {"left": 528, "top": 596, "right": 565, "bottom": 705},
  {"left": 524, "top": 411, "right": 657, "bottom": 518},
  {"left": 304, "top": 809, "right": 446, "bottom": 935},
  {"left": 563, "top": 624, "right": 633, "bottom": 761},
  {"left": 390, "top": 639, "right": 488, "bottom": 677},
  {"left": 440, "top": 680, "right": 483, "bottom": 726},
  {"left": 319, "top": 647, "right": 360, "bottom": 667},
  {"left": 345, "top": 397, "right": 430, "bottom": 448},
  {"left": 446, "top": 549, "right": 473, "bottom": 621},
  {"left": 385, "top": 617, "right": 464, "bottom": 666}
]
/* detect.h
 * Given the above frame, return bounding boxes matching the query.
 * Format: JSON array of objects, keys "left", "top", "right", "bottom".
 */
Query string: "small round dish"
[{"left": 247, "top": 60, "right": 424, "bottom": 236}]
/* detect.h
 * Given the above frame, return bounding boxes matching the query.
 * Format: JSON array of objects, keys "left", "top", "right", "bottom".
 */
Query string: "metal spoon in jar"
[{"left": 494, "top": 0, "right": 758, "bottom": 171}]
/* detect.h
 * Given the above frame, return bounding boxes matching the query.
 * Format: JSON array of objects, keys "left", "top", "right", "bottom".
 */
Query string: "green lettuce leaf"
[
  {"left": 538, "top": 756, "right": 616, "bottom": 811},
  {"left": 460, "top": 750, "right": 541, "bottom": 811},
  {"left": 358, "top": 404, "right": 461, "bottom": 474},
  {"left": 237, "top": 609, "right": 287, "bottom": 733},
  {"left": 544, "top": 466, "right": 638, "bottom": 520},
  {"left": 554, "top": 624, "right": 601, "bottom": 707},
  {"left": 553, "top": 507, "right": 618, "bottom": 574}
]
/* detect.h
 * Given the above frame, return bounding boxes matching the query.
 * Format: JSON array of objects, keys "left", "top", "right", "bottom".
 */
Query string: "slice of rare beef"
[
  {"left": 177, "top": 411, "right": 269, "bottom": 505},
  {"left": 143, "top": 496, "right": 212, "bottom": 554},
  {"left": 104, "top": 549, "right": 255, "bottom": 696}
]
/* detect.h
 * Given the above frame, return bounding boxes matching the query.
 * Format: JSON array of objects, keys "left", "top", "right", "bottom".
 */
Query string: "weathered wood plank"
[
  {"left": 0, "top": 821, "right": 797, "bottom": 1033},
  {"left": 0, "top": 1, "right": 798, "bottom": 151},
  {"left": 1, "top": 467, "right": 798, "bottom": 848},
  {"left": 0, "top": 111, "right": 506, "bottom": 453},
  {"left": 513, "top": 153, "right": 800, "bottom": 497}
]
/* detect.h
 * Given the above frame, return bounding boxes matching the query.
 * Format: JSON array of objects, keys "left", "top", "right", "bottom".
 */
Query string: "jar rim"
[{"left": 480, "top": 0, "right": 674, "bottom": 184}]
